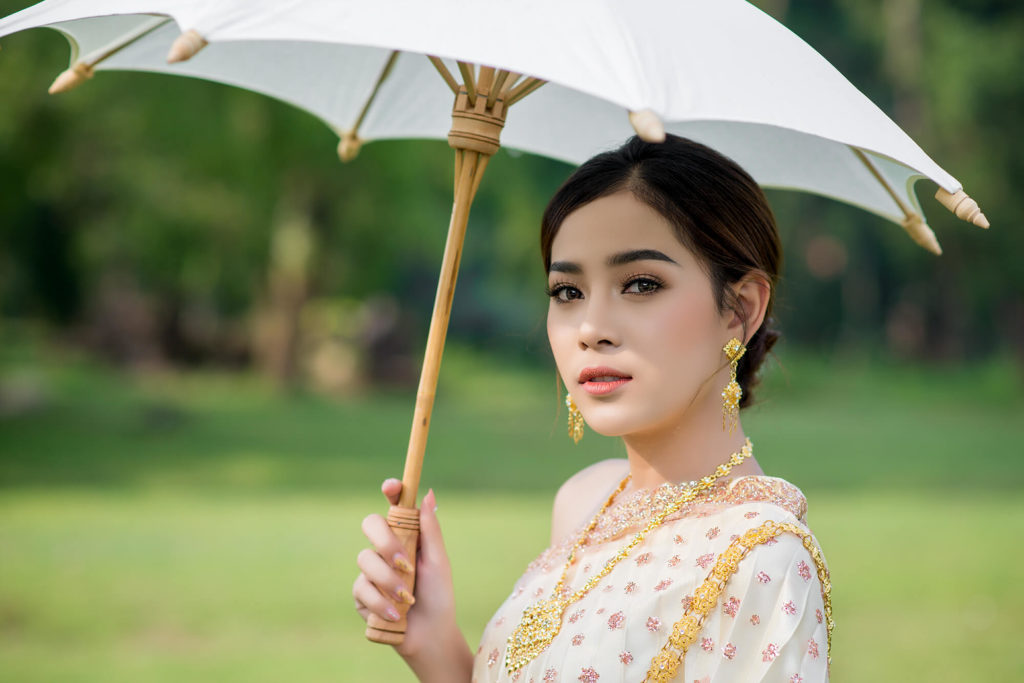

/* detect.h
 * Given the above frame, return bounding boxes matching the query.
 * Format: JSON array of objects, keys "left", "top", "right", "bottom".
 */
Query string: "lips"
[{"left": 578, "top": 366, "right": 632, "bottom": 396}]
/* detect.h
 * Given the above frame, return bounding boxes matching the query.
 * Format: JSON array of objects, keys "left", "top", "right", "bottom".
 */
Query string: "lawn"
[{"left": 0, "top": 341, "right": 1022, "bottom": 681}]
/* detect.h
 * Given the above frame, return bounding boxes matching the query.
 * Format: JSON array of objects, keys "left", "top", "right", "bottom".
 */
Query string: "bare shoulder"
[{"left": 550, "top": 458, "right": 630, "bottom": 545}]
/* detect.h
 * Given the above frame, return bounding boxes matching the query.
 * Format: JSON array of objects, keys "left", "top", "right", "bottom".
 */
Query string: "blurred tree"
[{"left": 0, "top": 0, "right": 1020, "bottom": 378}]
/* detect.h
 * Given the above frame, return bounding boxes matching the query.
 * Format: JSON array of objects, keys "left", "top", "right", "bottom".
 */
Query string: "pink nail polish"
[{"left": 386, "top": 607, "right": 400, "bottom": 621}]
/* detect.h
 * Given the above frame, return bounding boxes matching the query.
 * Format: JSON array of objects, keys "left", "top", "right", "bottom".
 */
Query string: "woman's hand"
[{"left": 353, "top": 479, "right": 472, "bottom": 681}]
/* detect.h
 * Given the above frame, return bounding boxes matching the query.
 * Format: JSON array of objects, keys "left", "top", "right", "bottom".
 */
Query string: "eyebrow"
[{"left": 548, "top": 249, "right": 678, "bottom": 274}]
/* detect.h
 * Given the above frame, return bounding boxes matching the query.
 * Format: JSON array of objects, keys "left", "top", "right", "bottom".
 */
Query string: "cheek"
[{"left": 636, "top": 289, "right": 722, "bottom": 371}]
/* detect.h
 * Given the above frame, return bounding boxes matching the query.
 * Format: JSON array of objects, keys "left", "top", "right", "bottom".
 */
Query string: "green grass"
[
  {"left": 1, "top": 340, "right": 1022, "bottom": 680},
  {"left": 0, "top": 492, "right": 1021, "bottom": 682}
]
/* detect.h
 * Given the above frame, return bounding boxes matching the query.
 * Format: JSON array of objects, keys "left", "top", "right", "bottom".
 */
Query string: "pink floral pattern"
[{"left": 470, "top": 477, "right": 827, "bottom": 683}]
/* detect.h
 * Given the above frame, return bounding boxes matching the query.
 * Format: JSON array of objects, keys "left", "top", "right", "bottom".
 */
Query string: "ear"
[{"left": 725, "top": 272, "right": 771, "bottom": 345}]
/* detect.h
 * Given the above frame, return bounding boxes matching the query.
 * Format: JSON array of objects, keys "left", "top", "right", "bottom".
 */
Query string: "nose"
[{"left": 577, "top": 295, "right": 621, "bottom": 350}]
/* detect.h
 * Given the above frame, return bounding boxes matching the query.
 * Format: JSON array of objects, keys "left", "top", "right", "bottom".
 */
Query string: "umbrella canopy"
[
  {"left": 0, "top": 0, "right": 988, "bottom": 252},
  {"left": 0, "top": 0, "right": 990, "bottom": 646}
]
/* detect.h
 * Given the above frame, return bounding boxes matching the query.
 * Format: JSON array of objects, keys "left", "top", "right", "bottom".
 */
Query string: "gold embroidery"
[
  {"left": 644, "top": 520, "right": 833, "bottom": 683},
  {"left": 527, "top": 477, "right": 807, "bottom": 574}
]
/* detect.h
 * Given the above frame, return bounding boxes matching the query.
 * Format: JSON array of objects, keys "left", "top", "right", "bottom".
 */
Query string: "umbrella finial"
[
  {"left": 935, "top": 188, "right": 989, "bottom": 229},
  {"left": 48, "top": 62, "right": 94, "bottom": 94},
  {"left": 901, "top": 214, "right": 942, "bottom": 255},
  {"left": 167, "top": 29, "right": 207, "bottom": 64},
  {"left": 337, "top": 131, "right": 362, "bottom": 162},
  {"left": 629, "top": 109, "right": 666, "bottom": 143}
]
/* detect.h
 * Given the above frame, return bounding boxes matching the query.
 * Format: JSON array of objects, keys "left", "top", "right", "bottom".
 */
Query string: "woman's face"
[{"left": 546, "top": 190, "right": 734, "bottom": 438}]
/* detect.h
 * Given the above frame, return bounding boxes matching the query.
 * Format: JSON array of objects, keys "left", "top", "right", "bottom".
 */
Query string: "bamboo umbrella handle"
[
  {"left": 365, "top": 78, "right": 507, "bottom": 646},
  {"left": 364, "top": 505, "right": 420, "bottom": 644}
]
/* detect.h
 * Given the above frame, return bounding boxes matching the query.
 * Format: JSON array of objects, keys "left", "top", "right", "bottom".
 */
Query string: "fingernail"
[
  {"left": 396, "top": 588, "right": 416, "bottom": 605},
  {"left": 393, "top": 554, "right": 413, "bottom": 573},
  {"left": 427, "top": 488, "right": 438, "bottom": 513},
  {"left": 386, "top": 606, "right": 401, "bottom": 621}
]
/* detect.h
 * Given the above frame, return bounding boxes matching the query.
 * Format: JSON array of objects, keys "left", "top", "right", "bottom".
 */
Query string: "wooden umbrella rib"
[
  {"left": 349, "top": 50, "right": 400, "bottom": 135},
  {"left": 49, "top": 15, "right": 170, "bottom": 93},
  {"left": 498, "top": 72, "right": 522, "bottom": 100},
  {"left": 852, "top": 147, "right": 942, "bottom": 254},
  {"left": 428, "top": 55, "right": 460, "bottom": 94},
  {"left": 506, "top": 76, "right": 546, "bottom": 105},
  {"left": 457, "top": 61, "right": 477, "bottom": 105},
  {"left": 488, "top": 70, "right": 510, "bottom": 109},
  {"left": 851, "top": 147, "right": 913, "bottom": 218},
  {"left": 89, "top": 16, "right": 170, "bottom": 63}
]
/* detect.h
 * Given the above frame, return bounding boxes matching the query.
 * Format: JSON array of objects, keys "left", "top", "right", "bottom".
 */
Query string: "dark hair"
[{"left": 540, "top": 135, "right": 781, "bottom": 408}]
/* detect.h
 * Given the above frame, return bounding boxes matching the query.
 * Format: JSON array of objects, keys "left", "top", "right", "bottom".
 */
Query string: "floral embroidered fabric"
[{"left": 471, "top": 476, "right": 829, "bottom": 683}]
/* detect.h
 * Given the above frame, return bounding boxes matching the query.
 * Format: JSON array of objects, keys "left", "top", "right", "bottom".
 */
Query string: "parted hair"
[{"left": 540, "top": 134, "right": 781, "bottom": 408}]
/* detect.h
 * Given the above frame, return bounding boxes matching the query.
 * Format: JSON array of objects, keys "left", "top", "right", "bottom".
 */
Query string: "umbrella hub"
[{"left": 448, "top": 87, "right": 507, "bottom": 157}]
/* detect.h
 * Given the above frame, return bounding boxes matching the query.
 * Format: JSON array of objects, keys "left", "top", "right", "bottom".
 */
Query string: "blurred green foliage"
[{"left": 0, "top": 0, "right": 1021, "bottom": 371}]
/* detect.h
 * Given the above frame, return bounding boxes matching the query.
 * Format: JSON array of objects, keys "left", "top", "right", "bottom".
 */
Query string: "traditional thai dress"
[{"left": 471, "top": 476, "right": 831, "bottom": 683}]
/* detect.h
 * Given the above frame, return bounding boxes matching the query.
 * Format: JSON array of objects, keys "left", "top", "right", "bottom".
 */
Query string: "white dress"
[{"left": 471, "top": 476, "right": 831, "bottom": 683}]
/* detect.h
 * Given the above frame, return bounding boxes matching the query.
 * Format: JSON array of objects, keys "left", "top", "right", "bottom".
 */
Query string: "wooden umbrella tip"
[
  {"left": 935, "top": 188, "right": 989, "bottom": 229},
  {"left": 901, "top": 214, "right": 942, "bottom": 255},
  {"left": 629, "top": 109, "right": 666, "bottom": 143},
  {"left": 337, "top": 132, "right": 362, "bottom": 162},
  {"left": 167, "top": 29, "right": 207, "bottom": 64},
  {"left": 48, "top": 62, "right": 93, "bottom": 94}
]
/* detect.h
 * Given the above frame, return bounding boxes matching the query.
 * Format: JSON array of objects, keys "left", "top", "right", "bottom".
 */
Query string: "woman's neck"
[{"left": 621, "top": 401, "right": 763, "bottom": 491}]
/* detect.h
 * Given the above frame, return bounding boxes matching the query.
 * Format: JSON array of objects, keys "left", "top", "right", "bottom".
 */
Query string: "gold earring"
[
  {"left": 566, "top": 393, "right": 584, "bottom": 444},
  {"left": 721, "top": 337, "right": 746, "bottom": 434}
]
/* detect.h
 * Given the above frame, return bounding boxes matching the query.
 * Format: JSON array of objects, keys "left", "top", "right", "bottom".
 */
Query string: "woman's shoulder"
[
  {"left": 549, "top": 458, "right": 630, "bottom": 545},
  {"left": 718, "top": 474, "right": 809, "bottom": 524}
]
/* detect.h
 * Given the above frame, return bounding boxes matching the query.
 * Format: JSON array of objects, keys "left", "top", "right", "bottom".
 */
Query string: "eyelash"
[{"left": 546, "top": 274, "right": 665, "bottom": 303}]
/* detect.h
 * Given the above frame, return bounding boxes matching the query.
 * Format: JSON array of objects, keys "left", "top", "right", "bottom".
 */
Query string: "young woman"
[{"left": 354, "top": 135, "right": 831, "bottom": 682}]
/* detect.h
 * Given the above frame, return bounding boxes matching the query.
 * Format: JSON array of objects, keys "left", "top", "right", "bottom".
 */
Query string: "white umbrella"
[{"left": 0, "top": 0, "right": 989, "bottom": 647}]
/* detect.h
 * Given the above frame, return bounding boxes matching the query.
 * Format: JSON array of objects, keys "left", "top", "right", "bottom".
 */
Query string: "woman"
[{"left": 353, "top": 135, "right": 831, "bottom": 682}]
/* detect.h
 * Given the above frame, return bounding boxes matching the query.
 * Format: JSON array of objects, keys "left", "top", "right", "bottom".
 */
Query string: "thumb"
[{"left": 417, "top": 489, "right": 448, "bottom": 566}]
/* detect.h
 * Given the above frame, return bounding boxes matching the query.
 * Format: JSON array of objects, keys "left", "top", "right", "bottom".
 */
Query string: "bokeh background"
[{"left": 1, "top": 0, "right": 1022, "bottom": 681}]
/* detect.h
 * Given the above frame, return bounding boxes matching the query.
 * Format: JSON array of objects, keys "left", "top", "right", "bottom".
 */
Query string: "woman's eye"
[
  {"left": 548, "top": 284, "right": 583, "bottom": 303},
  {"left": 624, "top": 277, "right": 662, "bottom": 295}
]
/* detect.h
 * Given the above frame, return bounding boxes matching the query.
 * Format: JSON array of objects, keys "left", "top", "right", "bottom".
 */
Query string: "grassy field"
[{"left": 1, "top": 340, "right": 1022, "bottom": 681}]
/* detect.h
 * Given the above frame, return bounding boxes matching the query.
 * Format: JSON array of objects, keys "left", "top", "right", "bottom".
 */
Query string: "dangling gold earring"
[
  {"left": 721, "top": 337, "right": 746, "bottom": 434},
  {"left": 566, "top": 393, "right": 584, "bottom": 444}
]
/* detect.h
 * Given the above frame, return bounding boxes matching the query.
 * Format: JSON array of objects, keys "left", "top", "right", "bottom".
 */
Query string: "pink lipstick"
[{"left": 578, "top": 366, "right": 632, "bottom": 395}]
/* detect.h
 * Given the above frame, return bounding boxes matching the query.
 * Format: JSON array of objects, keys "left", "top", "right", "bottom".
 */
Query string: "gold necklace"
[{"left": 504, "top": 439, "right": 753, "bottom": 674}]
